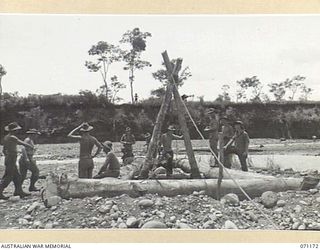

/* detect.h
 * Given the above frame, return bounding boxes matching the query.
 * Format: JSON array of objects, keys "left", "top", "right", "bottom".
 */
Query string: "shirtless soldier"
[
  {"left": 94, "top": 141, "right": 120, "bottom": 179},
  {"left": 19, "top": 128, "right": 41, "bottom": 192},
  {"left": 0, "top": 122, "right": 34, "bottom": 199},
  {"left": 120, "top": 127, "right": 136, "bottom": 163},
  {"left": 159, "top": 125, "right": 183, "bottom": 177},
  {"left": 68, "top": 122, "right": 102, "bottom": 178}
]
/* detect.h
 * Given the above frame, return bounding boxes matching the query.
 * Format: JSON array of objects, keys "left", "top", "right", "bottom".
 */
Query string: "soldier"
[
  {"left": 205, "top": 108, "right": 220, "bottom": 159},
  {"left": 159, "top": 125, "right": 183, "bottom": 177},
  {"left": 224, "top": 121, "right": 250, "bottom": 172},
  {"left": 220, "top": 116, "right": 234, "bottom": 168},
  {"left": 93, "top": 141, "right": 120, "bottom": 179},
  {"left": 19, "top": 128, "right": 41, "bottom": 192},
  {"left": 0, "top": 122, "right": 34, "bottom": 199},
  {"left": 120, "top": 127, "right": 136, "bottom": 163},
  {"left": 68, "top": 122, "right": 102, "bottom": 178},
  {"left": 143, "top": 132, "right": 151, "bottom": 150}
]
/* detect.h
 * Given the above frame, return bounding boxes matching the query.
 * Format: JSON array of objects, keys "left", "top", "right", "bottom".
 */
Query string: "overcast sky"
[{"left": 1, "top": 14, "right": 320, "bottom": 102}]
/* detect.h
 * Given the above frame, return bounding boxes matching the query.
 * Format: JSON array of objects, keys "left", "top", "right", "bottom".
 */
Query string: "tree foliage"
[
  {"left": 236, "top": 76, "right": 263, "bottom": 102},
  {"left": 150, "top": 58, "right": 192, "bottom": 98},
  {"left": 120, "top": 28, "right": 152, "bottom": 103},
  {"left": 0, "top": 64, "right": 7, "bottom": 99},
  {"left": 85, "top": 41, "right": 122, "bottom": 102}
]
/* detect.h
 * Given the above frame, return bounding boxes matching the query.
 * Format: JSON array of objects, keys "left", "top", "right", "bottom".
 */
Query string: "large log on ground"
[
  {"left": 174, "top": 157, "right": 275, "bottom": 180},
  {"left": 43, "top": 172, "right": 313, "bottom": 201}
]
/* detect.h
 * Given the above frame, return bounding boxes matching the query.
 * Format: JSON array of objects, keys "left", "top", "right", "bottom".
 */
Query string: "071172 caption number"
[{"left": 300, "top": 244, "right": 319, "bottom": 249}]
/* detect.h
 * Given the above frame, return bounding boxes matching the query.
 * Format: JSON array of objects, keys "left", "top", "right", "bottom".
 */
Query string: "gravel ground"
[{"left": 0, "top": 139, "right": 319, "bottom": 230}]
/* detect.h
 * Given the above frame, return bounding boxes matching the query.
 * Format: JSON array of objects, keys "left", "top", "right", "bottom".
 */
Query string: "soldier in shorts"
[
  {"left": 94, "top": 141, "right": 120, "bottom": 179},
  {"left": 68, "top": 122, "right": 102, "bottom": 178},
  {"left": 159, "top": 125, "right": 183, "bottom": 177},
  {"left": 0, "top": 122, "right": 34, "bottom": 199},
  {"left": 19, "top": 128, "right": 41, "bottom": 192}
]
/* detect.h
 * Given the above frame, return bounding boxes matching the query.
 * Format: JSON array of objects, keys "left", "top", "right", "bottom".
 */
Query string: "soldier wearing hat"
[
  {"left": 93, "top": 141, "right": 120, "bottom": 179},
  {"left": 205, "top": 108, "right": 220, "bottom": 162},
  {"left": 68, "top": 122, "right": 102, "bottom": 178},
  {"left": 0, "top": 122, "right": 34, "bottom": 199},
  {"left": 220, "top": 116, "right": 235, "bottom": 168},
  {"left": 143, "top": 132, "right": 151, "bottom": 150},
  {"left": 120, "top": 127, "right": 136, "bottom": 163},
  {"left": 223, "top": 120, "right": 250, "bottom": 171},
  {"left": 19, "top": 128, "right": 41, "bottom": 192},
  {"left": 159, "top": 125, "right": 183, "bottom": 177}
]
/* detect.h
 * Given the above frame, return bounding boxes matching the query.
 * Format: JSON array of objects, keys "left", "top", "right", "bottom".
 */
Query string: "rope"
[{"left": 168, "top": 73, "right": 279, "bottom": 229}]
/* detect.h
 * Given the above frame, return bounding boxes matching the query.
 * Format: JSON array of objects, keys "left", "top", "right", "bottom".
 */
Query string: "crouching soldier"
[
  {"left": 0, "top": 122, "right": 34, "bottom": 199},
  {"left": 93, "top": 141, "right": 120, "bottom": 179},
  {"left": 224, "top": 121, "right": 250, "bottom": 172},
  {"left": 19, "top": 129, "right": 41, "bottom": 192}
]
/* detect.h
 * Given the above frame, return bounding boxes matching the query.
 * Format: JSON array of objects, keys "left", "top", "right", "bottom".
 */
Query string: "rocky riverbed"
[{"left": 0, "top": 139, "right": 320, "bottom": 230}]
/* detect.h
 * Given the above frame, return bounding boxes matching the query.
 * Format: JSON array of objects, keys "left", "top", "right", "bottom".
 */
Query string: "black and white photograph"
[{"left": 0, "top": 14, "right": 320, "bottom": 231}]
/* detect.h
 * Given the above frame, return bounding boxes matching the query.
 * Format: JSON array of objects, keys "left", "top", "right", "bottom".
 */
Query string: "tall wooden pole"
[
  {"left": 163, "top": 52, "right": 201, "bottom": 179},
  {"left": 217, "top": 132, "right": 224, "bottom": 200},
  {"left": 139, "top": 51, "right": 180, "bottom": 178}
]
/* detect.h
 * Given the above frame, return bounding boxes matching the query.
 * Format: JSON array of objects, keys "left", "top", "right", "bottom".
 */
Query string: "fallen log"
[{"left": 43, "top": 172, "right": 316, "bottom": 201}]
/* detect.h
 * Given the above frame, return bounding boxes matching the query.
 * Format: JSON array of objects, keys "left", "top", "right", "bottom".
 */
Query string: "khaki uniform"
[
  {"left": 19, "top": 137, "right": 39, "bottom": 190},
  {"left": 0, "top": 135, "right": 24, "bottom": 195}
]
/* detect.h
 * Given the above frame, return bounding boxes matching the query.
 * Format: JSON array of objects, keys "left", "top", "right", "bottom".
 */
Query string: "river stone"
[
  {"left": 142, "top": 220, "right": 167, "bottom": 229},
  {"left": 44, "top": 223, "right": 53, "bottom": 229},
  {"left": 118, "top": 222, "right": 128, "bottom": 229},
  {"left": 46, "top": 196, "right": 61, "bottom": 207},
  {"left": 224, "top": 220, "right": 238, "bottom": 229},
  {"left": 27, "top": 202, "right": 40, "bottom": 214},
  {"left": 316, "top": 197, "right": 320, "bottom": 203},
  {"left": 8, "top": 196, "right": 20, "bottom": 202},
  {"left": 169, "top": 216, "right": 176, "bottom": 222},
  {"left": 138, "top": 199, "right": 154, "bottom": 208},
  {"left": 176, "top": 222, "right": 192, "bottom": 229},
  {"left": 261, "top": 191, "right": 278, "bottom": 208},
  {"left": 309, "top": 189, "right": 318, "bottom": 194},
  {"left": 246, "top": 211, "right": 258, "bottom": 222},
  {"left": 298, "top": 224, "right": 306, "bottom": 230},
  {"left": 98, "top": 205, "right": 111, "bottom": 214},
  {"left": 126, "top": 217, "right": 139, "bottom": 228},
  {"left": 294, "top": 205, "right": 302, "bottom": 213},
  {"left": 18, "top": 218, "right": 29, "bottom": 225},
  {"left": 221, "top": 193, "right": 240, "bottom": 206},
  {"left": 276, "top": 200, "right": 286, "bottom": 207},
  {"left": 292, "top": 221, "right": 300, "bottom": 230},
  {"left": 274, "top": 208, "right": 283, "bottom": 213},
  {"left": 203, "top": 220, "right": 215, "bottom": 229}
]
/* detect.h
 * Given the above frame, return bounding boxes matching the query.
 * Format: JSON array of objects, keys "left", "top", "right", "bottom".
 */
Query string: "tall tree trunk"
[{"left": 130, "top": 68, "right": 134, "bottom": 103}]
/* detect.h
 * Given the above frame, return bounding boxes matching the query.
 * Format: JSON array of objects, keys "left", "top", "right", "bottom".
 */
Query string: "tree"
[
  {"left": 268, "top": 81, "right": 287, "bottom": 101},
  {"left": 109, "top": 75, "right": 126, "bottom": 104},
  {"left": 151, "top": 58, "right": 191, "bottom": 98},
  {"left": 236, "top": 76, "right": 263, "bottom": 102},
  {"left": 0, "top": 64, "right": 7, "bottom": 100},
  {"left": 216, "top": 84, "right": 231, "bottom": 102},
  {"left": 285, "top": 75, "right": 306, "bottom": 100},
  {"left": 120, "top": 28, "right": 152, "bottom": 103},
  {"left": 300, "top": 85, "right": 313, "bottom": 101},
  {"left": 85, "top": 41, "right": 121, "bottom": 103}
]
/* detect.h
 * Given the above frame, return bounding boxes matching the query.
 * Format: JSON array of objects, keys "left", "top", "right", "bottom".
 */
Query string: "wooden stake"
[
  {"left": 139, "top": 51, "right": 179, "bottom": 178},
  {"left": 162, "top": 51, "right": 201, "bottom": 179},
  {"left": 217, "top": 132, "right": 224, "bottom": 200}
]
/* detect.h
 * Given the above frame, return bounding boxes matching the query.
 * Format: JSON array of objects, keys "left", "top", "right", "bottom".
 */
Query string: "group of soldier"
[{"left": 0, "top": 106, "right": 250, "bottom": 200}]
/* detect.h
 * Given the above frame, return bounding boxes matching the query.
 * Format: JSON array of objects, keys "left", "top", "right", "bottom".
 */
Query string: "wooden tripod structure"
[{"left": 139, "top": 51, "right": 201, "bottom": 179}]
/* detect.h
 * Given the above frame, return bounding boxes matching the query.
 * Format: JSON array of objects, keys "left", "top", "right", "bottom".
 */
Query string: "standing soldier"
[
  {"left": 120, "top": 127, "right": 136, "bottom": 163},
  {"left": 220, "top": 116, "right": 234, "bottom": 168},
  {"left": 224, "top": 121, "right": 250, "bottom": 171},
  {"left": 205, "top": 108, "right": 220, "bottom": 161},
  {"left": 159, "top": 125, "right": 183, "bottom": 177},
  {"left": 19, "top": 128, "right": 41, "bottom": 192},
  {"left": 68, "top": 122, "right": 102, "bottom": 179},
  {"left": 143, "top": 132, "right": 151, "bottom": 150},
  {"left": 0, "top": 122, "right": 34, "bottom": 199}
]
